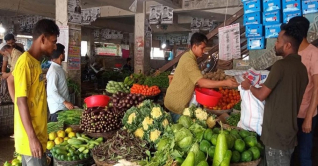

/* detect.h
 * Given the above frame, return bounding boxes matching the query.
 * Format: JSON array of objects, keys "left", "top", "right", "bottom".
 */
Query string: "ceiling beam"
[
  {"left": 100, "top": 6, "right": 134, "bottom": 18},
  {"left": 89, "top": 18, "right": 134, "bottom": 33},
  {"left": 0, "top": 0, "right": 54, "bottom": 17},
  {"left": 152, "top": 0, "right": 182, "bottom": 8}
]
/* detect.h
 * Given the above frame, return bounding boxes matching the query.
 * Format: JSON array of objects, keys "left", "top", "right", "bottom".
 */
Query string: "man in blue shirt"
[{"left": 46, "top": 43, "right": 74, "bottom": 122}]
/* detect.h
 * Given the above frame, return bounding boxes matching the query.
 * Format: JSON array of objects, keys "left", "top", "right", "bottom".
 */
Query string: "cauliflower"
[
  {"left": 194, "top": 108, "right": 208, "bottom": 121},
  {"left": 138, "top": 103, "right": 144, "bottom": 108},
  {"left": 149, "top": 129, "right": 161, "bottom": 142},
  {"left": 183, "top": 104, "right": 196, "bottom": 118},
  {"left": 134, "top": 127, "right": 144, "bottom": 139},
  {"left": 206, "top": 115, "right": 216, "bottom": 128},
  {"left": 162, "top": 119, "right": 169, "bottom": 128},
  {"left": 151, "top": 107, "right": 163, "bottom": 119},
  {"left": 142, "top": 116, "right": 154, "bottom": 130},
  {"left": 127, "top": 113, "right": 136, "bottom": 124}
]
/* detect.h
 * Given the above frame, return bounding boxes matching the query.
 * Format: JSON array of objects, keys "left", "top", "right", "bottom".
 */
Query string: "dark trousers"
[
  {"left": 49, "top": 110, "right": 63, "bottom": 122},
  {"left": 293, "top": 115, "right": 318, "bottom": 166}
]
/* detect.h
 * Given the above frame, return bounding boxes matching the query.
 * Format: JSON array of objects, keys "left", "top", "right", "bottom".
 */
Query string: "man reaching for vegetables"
[
  {"left": 164, "top": 32, "right": 239, "bottom": 122},
  {"left": 47, "top": 43, "right": 74, "bottom": 122}
]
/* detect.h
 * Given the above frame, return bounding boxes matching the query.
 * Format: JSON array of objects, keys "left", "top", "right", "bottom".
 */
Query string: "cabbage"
[
  {"left": 171, "top": 124, "right": 183, "bottom": 133},
  {"left": 175, "top": 128, "right": 192, "bottom": 142},
  {"left": 156, "top": 137, "right": 170, "bottom": 151},
  {"left": 189, "top": 143, "right": 207, "bottom": 165},
  {"left": 189, "top": 123, "right": 206, "bottom": 141},
  {"left": 178, "top": 115, "right": 193, "bottom": 128},
  {"left": 178, "top": 136, "right": 193, "bottom": 149}
]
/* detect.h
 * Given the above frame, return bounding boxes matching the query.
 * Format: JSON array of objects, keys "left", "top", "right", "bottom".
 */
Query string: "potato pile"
[{"left": 203, "top": 69, "right": 234, "bottom": 81}]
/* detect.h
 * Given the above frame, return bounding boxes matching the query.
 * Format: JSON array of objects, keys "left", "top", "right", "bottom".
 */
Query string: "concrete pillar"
[
  {"left": 56, "top": 0, "right": 82, "bottom": 106},
  {"left": 134, "top": 2, "right": 151, "bottom": 74}
]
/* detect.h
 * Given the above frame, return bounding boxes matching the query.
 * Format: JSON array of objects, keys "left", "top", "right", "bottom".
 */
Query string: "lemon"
[
  {"left": 54, "top": 137, "right": 64, "bottom": 145},
  {"left": 65, "top": 127, "right": 73, "bottom": 134},
  {"left": 57, "top": 130, "right": 66, "bottom": 138},
  {"left": 64, "top": 137, "right": 70, "bottom": 141},
  {"left": 16, "top": 156, "right": 22, "bottom": 162},
  {"left": 47, "top": 141, "right": 55, "bottom": 150},
  {"left": 68, "top": 132, "right": 76, "bottom": 138},
  {"left": 48, "top": 132, "right": 57, "bottom": 141}
]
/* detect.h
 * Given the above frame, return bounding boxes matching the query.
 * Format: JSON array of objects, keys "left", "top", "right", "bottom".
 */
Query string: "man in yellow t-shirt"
[
  {"left": 12, "top": 19, "right": 59, "bottom": 166},
  {"left": 164, "top": 33, "right": 239, "bottom": 122}
]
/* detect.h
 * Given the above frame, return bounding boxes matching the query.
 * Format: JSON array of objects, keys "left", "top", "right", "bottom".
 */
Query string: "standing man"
[
  {"left": 241, "top": 24, "right": 308, "bottom": 166},
  {"left": 164, "top": 33, "right": 239, "bottom": 122},
  {"left": 285, "top": 17, "right": 318, "bottom": 166},
  {"left": 4, "top": 33, "right": 25, "bottom": 52},
  {"left": 74, "top": 0, "right": 81, "bottom": 14},
  {"left": 12, "top": 19, "right": 59, "bottom": 165},
  {"left": 46, "top": 43, "right": 74, "bottom": 122}
]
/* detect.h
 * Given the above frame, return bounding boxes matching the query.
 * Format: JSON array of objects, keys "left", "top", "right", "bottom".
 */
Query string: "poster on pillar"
[
  {"left": 161, "top": 6, "right": 173, "bottom": 24},
  {"left": 68, "top": 0, "right": 82, "bottom": 24},
  {"left": 93, "top": 29, "right": 100, "bottom": 41},
  {"left": 201, "top": 19, "right": 214, "bottom": 31},
  {"left": 218, "top": 23, "right": 241, "bottom": 60},
  {"left": 81, "top": 8, "right": 101, "bottom": 25},
  {"left": 191, "top": 17, "right": 202, "bottom": 30},
  {"left": 69, "top": 28, "right": 81, "bottom": 46},
  {"left": 57, "top": 26, "right": 69, "bottom": 62},
  {"left": 68, "top": 46, "right": 81, "bottom": 70},
  {"left": 149, "top": 5, "right": 162, "bottom": 24}
]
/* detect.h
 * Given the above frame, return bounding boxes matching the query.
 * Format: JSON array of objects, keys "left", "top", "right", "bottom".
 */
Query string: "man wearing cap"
[
  {"left": 286, "top": 16, "right": 318, "bottom": 166},
  {"left": 46, "top": 43, "right": 74, "bottom": 122}
]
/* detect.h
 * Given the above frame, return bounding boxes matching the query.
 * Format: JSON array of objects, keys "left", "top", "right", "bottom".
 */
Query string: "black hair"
[
  {"left": 32, "top": 19, "right": 60, "bottom": 40},
  {"left": 281, "top": 24, "right": 303, "bottom": 52},
  {"left": 163, "top": 7, "right": 167, "bottom": 10},
  {"left": 4, "top": 34, "right": 15, "bottom": 42},
  {"left": 127, "top": 58, "right": 131, "bottom": 62},
  {"left": 1, "top": 45, "right": 11, "bottom": 51},
  {"left": 51, "top": 43, "right": 65, "bottom": 59},
  {"left": 190, "top": 32, "right": 208, "bottom": 47},
  {"left": 288, "top": 16, "right": 310, "bottom": 38}
]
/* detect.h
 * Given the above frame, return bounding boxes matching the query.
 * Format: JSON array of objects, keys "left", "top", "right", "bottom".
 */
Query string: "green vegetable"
[
  {"left": 256, "top": 142, "right": 264, "bottom": 152},
  {"left": 178, "top": 136, "right": 193, "bottom": 149},
  {"left": 178, "top": 115, "right": 193, "bottom": 128},
  {"left": 211, "top": 134, "right": 218, "bottom": 146},
  {"left": 208, "top": 146, "right": 216, "bottom": 159},
  {"left": 213, "top": 130, "right": 228, "bottom": 166},
  {"left": 156, "top": 137, "right": 170, "bottom": 151},
  {"left": 239, "top": 130, "right": 250, "bottom": 139},
  {"left": 249, "top": 147, "right": 261, "bottom": 160},
  {"left": 47, "top": 121, "right": 64, "bottom": 134},
  {"left": 203, "top": 129, "right": 213, "bottom": 141},
  {"left": 230, "top": 129, "right": 239, "bottom": 135},
  {"left": 189, "top": 143, "right": 206, "bottom": 166},
  {"left": 213, "top": 128, "right": 220, "bottom": 134},
  {"left": 231, "top": 150, "right": 241, "bottom": 163},
  {"left": 171, "top": 124, "right": 184, "bottom": 133},
  {"left": 197, "top": 161, "right": 209, "bottom": 166},
  {"left": 226, "top": 134, "right": 235, "bottom": 149},
  {"left": 181, "top": 151, "right": 195, "bottom": 166},
  {"left": 233, "top": 101, "right": 241, "bottom": 110},
  {"left": 199, "top": 140, "right": 211, "bottom": 153},
  {"left": 226, "top": 113, "right": 241, "bottom": 126},
  {"left": 175, "top": 157, "right": 185, "bottom": 165},
  {"left": 234, "top": 139, "right": 246, "bottom": 153},
  {"left": 241, "top": 150, "right": 253, "bottom": 162},
  {"left": 189, "top": 123, "right": 206, "bottom": 141},
  {"left": 244, "top": 136, "right": 258, "bottom": 148},
  {"left": 57, "top": 109, "right": 83, "bottom": 125},
  {"left": 220, "top": 150, "right": 232, "bottom": 166}
]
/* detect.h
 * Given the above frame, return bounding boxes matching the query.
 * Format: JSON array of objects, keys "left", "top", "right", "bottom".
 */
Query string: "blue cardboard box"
[
  {"left": 302, "top": 0, "right": 318, "bottom": 14},
  {"left": 263, "top": 0, "right": 281, "bottom": 12},
  {"left": 265, "top": 24, "right": 281, "bottom": 38},
  {"left": 263, "top": 10, "right": 282, "bottom": 25},
  {"left": 282, "top": 0, "right": 301, "bottom": 12},
  {"left": 248, "top": 37, "right": 265, "bottom": 50},
  {"left": 283, "top": 10, "right": 302, "bottom": 23},
  {"left": 244, "top": 12, "right": 262, "bottom": 25},
  {"left": 246, "top": 24, "right": 264, "bottom": 37},
  {"left": 244, "top": 0, "right": 262, "bottom": 14}
]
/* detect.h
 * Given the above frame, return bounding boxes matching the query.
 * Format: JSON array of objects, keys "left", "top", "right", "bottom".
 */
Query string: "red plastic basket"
[
  {"left": 84, "top": 95, "right": 110, "bottom": 108},
  {"left": 195, "top": 88, "right": 222, "bottom": 107}
]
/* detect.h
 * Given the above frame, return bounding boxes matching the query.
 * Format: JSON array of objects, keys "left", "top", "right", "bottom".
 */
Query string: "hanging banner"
[
  {"left": 57, "top": 26, "right": 69, "bottom": 61},
  {"left": 69, "top": 28, "right": 81, "bottom": 46},
  {"left": 81, "top": 7, "right": 101, "bottom": 25},
  {"left": 68, "top": 0, "right": 82, "bottom": 24},
  {"left": 201, "top": 19, "right": 214, "bottom": 31},
  {"left": 218, "top": 23, "right": 241, "bottom": 60},
  {"left": 161, "top": 6, "right": 173, "bottom": 24},
  {"left": 191, "top": 17, "right": 203, "bottom": 30},
  {"left": 149, "top": 5, "right": 162, "bottom": 24},
  {"left": 68, "top": 46, "right": 81, "bottom": 70},
  {"left": 93, "top": 29, "right": 100, "bottom": 41}
]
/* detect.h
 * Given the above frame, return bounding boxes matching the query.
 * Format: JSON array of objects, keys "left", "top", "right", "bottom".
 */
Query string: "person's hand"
[
  {"left": 225, "top": 78, "right": 239, "bottom": 88},
  {"left": 1, "top": 72, "right": 9, "bottom": 80},
  {"left": 241, "top": 78, "right": 252, "bottom": 90},
  {"left": 29, "top": 136, "right": 43, "bottom": 158},
  {"left": 302, "top": 117, "right": 312, "bottom": 133},
  {"left": 64, "top": 101, "right": 74, "bottom": 110}
]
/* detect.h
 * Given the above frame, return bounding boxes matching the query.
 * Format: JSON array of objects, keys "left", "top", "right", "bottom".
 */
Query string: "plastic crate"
[{"left": 0, "top": 104, "right": 14, "bottom": 136}]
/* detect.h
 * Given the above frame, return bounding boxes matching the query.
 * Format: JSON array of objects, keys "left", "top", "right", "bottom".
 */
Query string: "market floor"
[{"left": 0, "top": 136, "right": 15, "bottom": 165}]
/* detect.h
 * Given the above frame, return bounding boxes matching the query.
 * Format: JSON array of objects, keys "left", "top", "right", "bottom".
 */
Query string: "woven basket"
[
  {"left": 64, "top": 124, "right": 82, "bottom": 133},
  {"left": 93, "top": 155, "right": 114, "bottom": 166},
  {"left": 85, "top": 129, "right": 119, "bottom": 140},
  {"left": 230, "top": 158, "right": 261, "bottom": 166},
  {"left": 53, "top": 157, "right": 94, "bottom": 166}
]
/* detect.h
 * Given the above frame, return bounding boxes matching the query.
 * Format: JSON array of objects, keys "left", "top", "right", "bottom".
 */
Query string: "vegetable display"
[
  {"left": 203, "top": 69, "right": 233, "bottom": 81},
  {"left": 183, "top": 105, "right": 216, "bottom": 128},
  {"left": 47, "top": 120, "right": 64, "bottom": 134},
  {"left": 233, "top": 101, "right": 241, "bottom": 110},
  {"left": 57, "top": 109, "right": 83, "bottom": 125},
  {"left": 80, "top": 107, "right": 123, "bottom": 133},
  {"left": 124, "top": 73, "right": 146, "bottom": 86},
  {"left": 143, "top": 72, "right": 170, "bottom": 89},
  {"left": 208, "top": 88, "right": 241, "bottom": 110},
  {"left": 50, "top": 132, "right": 103, "bottom": 161},
  {"left": 122, "top": 100, "right": 172, "bottom": 144},
  {"left": 226, "top": 113, "right": 241, "bottom": 127},
  {"left": 92, "top": 130, "right": 149, "bottom": 164},
  {"left": 106, "top": 81, "right": 130, "bottom": 94},
  {"left": 130, "top": 84, "right": 161, "bottom": 96},
  {"left": 112, "top": 92, "right": 145, "bottom": 112}
]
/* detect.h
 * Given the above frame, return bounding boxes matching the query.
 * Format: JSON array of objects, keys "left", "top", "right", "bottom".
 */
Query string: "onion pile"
[
  {"left": 112, "top": 92, "right": 145, "bottom": 112},
  {"left": 80, "top": 107, "right": 123, "bottom": 133}
]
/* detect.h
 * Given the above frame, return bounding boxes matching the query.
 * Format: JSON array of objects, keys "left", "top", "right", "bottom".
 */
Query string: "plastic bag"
[{"left": 237, "top": 85, "right": 264, "bottom": 135}]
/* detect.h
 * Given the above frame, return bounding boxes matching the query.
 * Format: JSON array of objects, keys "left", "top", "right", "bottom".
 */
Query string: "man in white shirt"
[{"left": 46, "top": 43, "right": 74, "bottom": 122}]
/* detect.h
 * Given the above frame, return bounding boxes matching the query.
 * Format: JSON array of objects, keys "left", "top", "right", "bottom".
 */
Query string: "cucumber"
[{"left": 55, "top": 148, "right": 68, "bottom": 155}]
